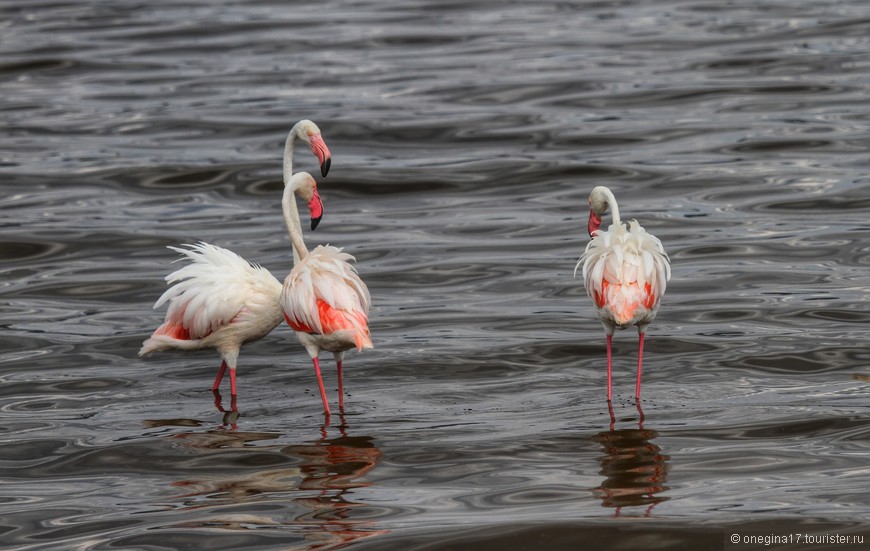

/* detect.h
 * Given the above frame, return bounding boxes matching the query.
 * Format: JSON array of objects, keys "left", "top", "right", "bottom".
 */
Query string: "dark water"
[{"left": 3, "top": 0, "right": 870, "bottom": 549}]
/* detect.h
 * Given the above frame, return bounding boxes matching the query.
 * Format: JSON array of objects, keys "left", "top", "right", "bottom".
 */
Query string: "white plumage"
[{"left": 151, "top": 243, "right": 281, "bottom": 341}]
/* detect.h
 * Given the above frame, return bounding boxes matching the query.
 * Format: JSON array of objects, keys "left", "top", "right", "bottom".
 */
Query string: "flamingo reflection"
[
  {"left": 165, "top": 411, "right": 385, "bottom": 548},
  {"left": 593, "top": 401, "right": 670, "bottom": 517},
  {"left": 279, "top": 417, "right": 385, "bottom": 548}
]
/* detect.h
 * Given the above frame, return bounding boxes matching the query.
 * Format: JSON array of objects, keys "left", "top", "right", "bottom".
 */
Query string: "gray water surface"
[{"left": 2, "top": 1, "right": 870, "bottom": 549}]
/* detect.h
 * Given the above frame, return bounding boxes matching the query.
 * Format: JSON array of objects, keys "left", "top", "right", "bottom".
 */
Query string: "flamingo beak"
[
  {"left": 309, "top": 133, "right": 332, "bottom": 177},
  {"left": 308, "top": 191, "right": 324, "bottom": 230},
  {"left": 588, "top": 211, "right": 602, "bottom": 237}
]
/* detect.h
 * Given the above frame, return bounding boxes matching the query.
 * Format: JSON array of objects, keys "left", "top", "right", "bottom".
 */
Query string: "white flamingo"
[
  {"left": 279, "top": 173, "right": 372, "bottom": 416},
  {"left": 576, "top": 186, "right": 670, "bottom": 401},
  {"left": 139, "top": 120, "right": 332, "bottom": 397}
]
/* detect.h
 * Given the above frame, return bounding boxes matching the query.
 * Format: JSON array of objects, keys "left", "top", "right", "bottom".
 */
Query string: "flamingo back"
[
  {"left": 153, "top": 243, "right": 283, "bottom": 340},
  {"left": 577, "top": 221, "right": 670, "bottom": 328},
  {"left": 281, "top": 245, "right": 372, "bottom": 350}
]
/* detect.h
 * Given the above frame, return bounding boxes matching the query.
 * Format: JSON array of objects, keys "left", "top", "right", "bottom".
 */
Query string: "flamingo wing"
[
  {"left": 154, "top": 243, "right": 281, "bottom": 340},
  {"left": 281, "top": 245, "right": 372, "bottom": 349}
]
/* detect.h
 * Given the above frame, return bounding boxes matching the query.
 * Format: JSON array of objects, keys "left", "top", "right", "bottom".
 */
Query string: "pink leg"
[
  {"left": 635, "top": 332, "right": 645, "bottom": 400},
  {"left": 337, "top": 360, "right": 345, "bottom": 412},
  {"left": 229, "top": 367, "right": 238, "bottom": 396},
  {"left": 606, "top": 334, "right": 613, "bottom": 402},
  {"left": 213, "top": 389, "right": 225, "bottom": 412},
  {"left": 212, "top": 360, "right": 228, "bottom": 392},
  {"left": 312, "top": 357, "right": 331, "bottom": 415}
]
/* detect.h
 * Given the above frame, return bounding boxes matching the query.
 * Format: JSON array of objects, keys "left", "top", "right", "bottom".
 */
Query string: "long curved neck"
[
  {"left": 601, "top": 187, "right": 621, "bottom": 226},
  {"left": 282, "top": 122, "right": 307, "bottom": 264},
  {"left": 282, "top": 184, "right": 308, "bottom": 264},
  {"left": 282, "top": 123, "right": 301, "bottom": 185}
]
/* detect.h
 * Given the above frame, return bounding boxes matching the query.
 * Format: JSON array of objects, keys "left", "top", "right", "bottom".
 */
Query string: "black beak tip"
[
  {"left": 320, "top": 157, "right": 331, "bottom": 178},
  {"left": 311, "top": 216, "right": 322, "bottom": 231}
]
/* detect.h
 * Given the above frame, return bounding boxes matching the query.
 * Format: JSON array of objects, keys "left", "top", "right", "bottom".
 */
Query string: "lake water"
[{"left": 2, "top": 0, "right": 870, "bottom": 549}]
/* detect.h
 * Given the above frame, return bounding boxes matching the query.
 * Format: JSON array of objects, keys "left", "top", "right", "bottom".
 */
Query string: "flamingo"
[
  {"left": 279, "top": 172, "right": 372, "bottom": 416},
  {"left": 576, "top": 186, "right": 670, "bottom": 402},
  {"left": 139, "top": 120, "right": 332, "bottom": 397}
]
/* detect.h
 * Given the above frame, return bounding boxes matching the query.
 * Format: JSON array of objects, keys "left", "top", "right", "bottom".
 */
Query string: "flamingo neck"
[
  {"left": 282, "top": 123, "right": 301, "bottom": 186},
  {"left": 602, "top": 187, "right": 621, "bottom": 227},
  {"left": 282, "top": 121, "right": 309, "bottom": 263},
  {"left": 281, "top": 182, "right": 308, "bottom": 263}
]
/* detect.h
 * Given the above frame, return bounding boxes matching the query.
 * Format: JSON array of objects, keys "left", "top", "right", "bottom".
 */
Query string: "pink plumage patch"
[
  {"left": 284, "top": 300, "right": 370, "bottom": 349},
  {"left": 593, "top": 280, "right": 610, "bottom": 308},
  {"left": 154, "top": 322, "right": 194, "bottom": 341},
  {"left": 284, "top": 311, "right": 314, "bottom": 333},
  {"left": 642, "top": 282, "right": 656, "bottom": 310},
  {"left": 595, "top": 281, "right": 657, "bottom": 325},
  {"left": 316, "top": 298, "right": 370, "bottom": 348}
]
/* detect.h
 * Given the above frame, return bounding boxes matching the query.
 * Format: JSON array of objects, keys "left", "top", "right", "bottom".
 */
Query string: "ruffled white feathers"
[
  {"left": 280, "top": 245, "right": 372, "bottom": 349},
  {"left": 140, "top": 243, "right": 283, "bottom": 354},
  {"left": 577, "top": 220, "right": 670, "bottom": 328}
]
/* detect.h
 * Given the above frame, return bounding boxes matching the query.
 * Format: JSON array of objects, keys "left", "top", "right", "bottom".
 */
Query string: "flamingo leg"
[
  {"left": 312, "top": 357, "right": 331, "bottom": 415},
  {"left": 213, "top": 389, "right": 225, "bottom": 412},
  {"left": 336, "top": 360, "right": 345, "bottom": 412},
  {"left": 635, "top": 332, "right": 645, "bottom": 400},
  {"left": 606, "top": 334, "right": 613, "bottom": 402},
  {"left": 212, "top": 361, "right": 228, "bottom": 392},
  {"left": 229, "top": 367, "right": 238, "bottom": 396}
]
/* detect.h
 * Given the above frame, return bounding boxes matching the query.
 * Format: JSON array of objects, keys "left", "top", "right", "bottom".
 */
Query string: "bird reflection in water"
[
  {"left": 166, "top": 402, "right": 385, "bottom": 548},
  {"left": 593, "top": 401, "right": 670, "bottom": 517},
  {"left": 279, "top": 416, "right": 385, "bottom": 548}
]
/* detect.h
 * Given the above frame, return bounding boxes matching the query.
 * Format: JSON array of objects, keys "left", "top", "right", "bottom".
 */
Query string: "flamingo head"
[
  {"left": 291, "top": 171, "right": 324, "bottom": 230},
  {"left": 295, "top": 120, "right": 332, "bottom": 177},
  {"left": 587, "top": 186, "right": 611, "bottom": 236}
]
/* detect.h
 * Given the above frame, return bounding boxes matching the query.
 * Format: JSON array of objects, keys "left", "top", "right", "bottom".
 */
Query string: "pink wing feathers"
[{"left": 281, "top": 245, "right": 372, "bottom": 350}]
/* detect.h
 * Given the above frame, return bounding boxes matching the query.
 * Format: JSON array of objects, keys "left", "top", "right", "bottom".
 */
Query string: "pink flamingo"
[
  {"left": 279, "top": 172, "right": 372, "bottom": 416},
  {"left": 139, "top": 120, "right": 332, "bottom": 397},
  {"left": 576, "top": 186, "right": 670, "bottom": 401}
]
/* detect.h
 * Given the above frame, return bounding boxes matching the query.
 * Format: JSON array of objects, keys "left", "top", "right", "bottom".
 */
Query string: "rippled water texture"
[{"left": 3, "top": 0, "right": 870, "bottom": 549}]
